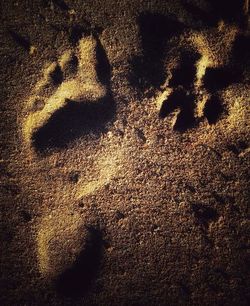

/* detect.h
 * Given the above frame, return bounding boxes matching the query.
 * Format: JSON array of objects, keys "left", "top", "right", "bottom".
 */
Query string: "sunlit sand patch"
[
  {"left": 195, "top": 84, "right": 250, "bottom": 146},
  {"left": 225, "top": 86, "right": 250, "bottom": 133},
  {"left": 195, "top": 91, "right": 210, "bottom": 118},
  {"left": 37, "top": 212, "right": 85, "bottom": 276},
  {"left": 155, "top": 88, "right": 173, "bottom": 111},
  {"left": 77, "top": 145, "right": 125, "bottom": 199},
  {"left": 189, "top": 22, "right": 238, "bottom": 68},
  {"left": 58, "top": 50, "right": 74, "bottom": 70},
  {"left": 195, "top": 54, "right": 211, "bottom": 87}
]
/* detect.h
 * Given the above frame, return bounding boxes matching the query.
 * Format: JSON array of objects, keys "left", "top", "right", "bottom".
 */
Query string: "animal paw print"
[
  {"left": 23, "top": 34, "right": 114, "bottom": 153},
  {"left": 130, "top": 11, "right": 248, "bottom": 132},
  {"left": 157, "top": 50, "right": 243, "bottom": 131},
  {"left": 156, "top": 50, "right": 225, "bottom": 131}
]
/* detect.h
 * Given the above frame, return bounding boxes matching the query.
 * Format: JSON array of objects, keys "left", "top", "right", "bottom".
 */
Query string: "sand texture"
[{"left": 0, "top": 0, "right": 250, "bottom": 305}]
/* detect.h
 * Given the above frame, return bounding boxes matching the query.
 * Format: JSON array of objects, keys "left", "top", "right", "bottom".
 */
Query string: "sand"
[{"left": 0, "top": 0, "right": 249, "bottom": 305}]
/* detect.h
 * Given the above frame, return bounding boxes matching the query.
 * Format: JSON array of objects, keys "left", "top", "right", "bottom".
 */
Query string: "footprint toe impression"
[{"left": 23, "top": 35, "right": 115, "bottom": 153}]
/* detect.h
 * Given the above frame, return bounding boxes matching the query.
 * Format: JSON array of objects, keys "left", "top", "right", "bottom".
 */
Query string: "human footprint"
[{"left": 23, "top": 34, "right": 114, "bottom": 153}]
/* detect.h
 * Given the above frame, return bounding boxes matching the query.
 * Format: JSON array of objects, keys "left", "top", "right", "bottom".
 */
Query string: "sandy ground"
[{"left": 0, "top": 0, "right": 250, "bottom": 305}]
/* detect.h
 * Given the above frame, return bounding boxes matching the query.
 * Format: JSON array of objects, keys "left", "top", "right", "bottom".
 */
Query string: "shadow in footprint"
[
  {"left": 203, "top": 67, "right": 242, "bottom": 92},
  {"left": 49, "top": 64, "right": 64, "bottom": 85},
  {"left": 159, "top": 89, "right": 196, "bottom": 131},
  {"left": 32, "top": 95, "right": 116, "bottom": 153},
  {"left": 191, "top": 203, "right": 218, "bottom": 229},
  {"left": 231, "top": 34, "right": 250, "bottom": 68},
  {"left": 95, "top": 36, "right": 112, "bottom": 87},
  {"left": 69, "top": 25, "right": 91, "bottom": 46},
  {"left": 55, "top": 226, "right": 104, "bottom": 298},
  {"left": 181, "top": 0, "right": 215, "bottom": 26},
  {"left": 204, "top": 95, "right": 224, "bottom": 124},
  {"left": 182, "top": 0, "right": 247, "bottom": 26},
  {"left": 159, "top": 90, "right": 184, "bottom": 118},
  {"left": 174, "top": 106, "right": 196, "bottom": 131},
  {"left": 204, "top": 0, "right": 246, "bottom": 24},
  {"left": 129, "top": 12, "right": 184, "bottom": 90},
  {"left": 169, "top": 51, "right": 200, "bottom": 89},
  {"left": 9, "top": 30, "right": 31, "bottom": 51}
]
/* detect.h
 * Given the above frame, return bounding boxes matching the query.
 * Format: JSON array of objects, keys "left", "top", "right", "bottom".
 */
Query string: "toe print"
[
  {"left": 157, "top": 50, "right": 200, "bottom": 131},
  {"left": 168, "top": 51, "right": 199, "bottom": 89},
  {"left": 23, "top": 34, "right": 115, "bottom": 153},
  {"left": 159, "top": 89, "right": 196, "bottom": 131}
]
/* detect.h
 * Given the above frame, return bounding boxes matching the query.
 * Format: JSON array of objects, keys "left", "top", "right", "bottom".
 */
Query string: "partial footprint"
[
  {"left": 55, "top": 226, "right": 105, "bottom": 298},
  {"left": 157, "top": 52, "right": 226, "bottom": 131},
  {"left": 23, "top": 35, "right": 115, "bottom": 153},
  {"left": 37, "top": 211, "right": 105, "bottom": 298}
]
